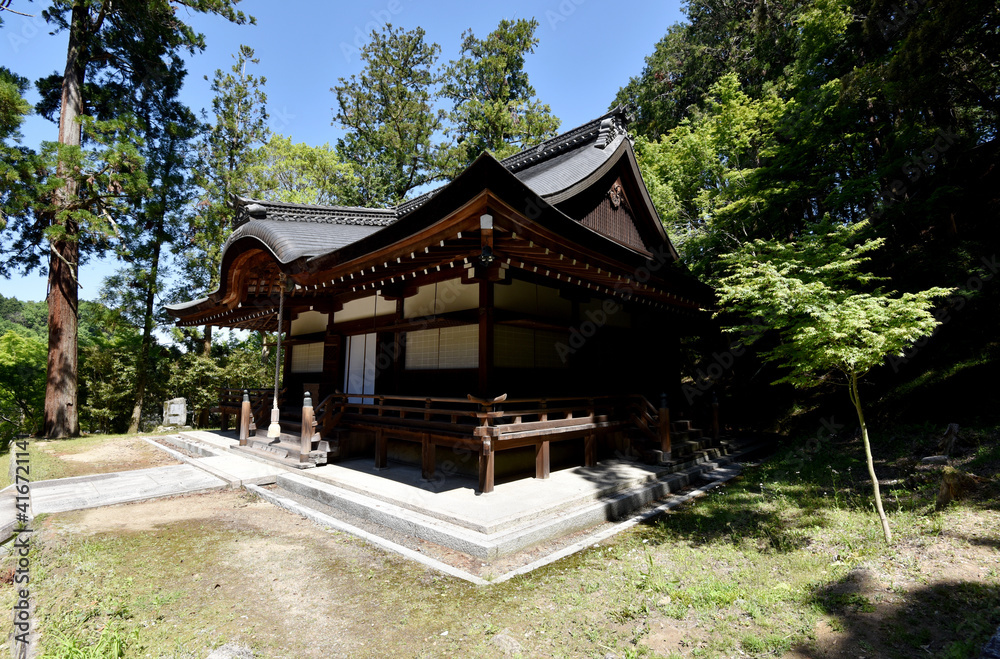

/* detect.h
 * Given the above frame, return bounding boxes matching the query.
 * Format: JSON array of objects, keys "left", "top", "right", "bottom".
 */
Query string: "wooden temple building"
[{"left": 166, "top": 108, "right": 715, "bottom": 493}]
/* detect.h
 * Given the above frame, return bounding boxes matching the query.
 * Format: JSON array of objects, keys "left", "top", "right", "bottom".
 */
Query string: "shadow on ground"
[{"left": 794, "top": 571, "right": 1000, "bottom": 658}]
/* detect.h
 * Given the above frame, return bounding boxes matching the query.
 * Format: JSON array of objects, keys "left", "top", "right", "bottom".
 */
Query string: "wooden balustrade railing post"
[
  {"left": 300, "top": 393, "right": 315, "bottom": 463},
  {"left": 658, "top": 392, "right": 671, "bottom": 459},
  {"left": 239, "top": 390, "right": 251, "bottom": 446}
]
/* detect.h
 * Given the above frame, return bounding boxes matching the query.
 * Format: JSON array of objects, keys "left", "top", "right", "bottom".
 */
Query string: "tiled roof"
[
  {"left": 224, "top": 107, "right": 633, "bottom": 263},
  {"left": 224, "top": 217, "right": 384, "bottom": 264}
]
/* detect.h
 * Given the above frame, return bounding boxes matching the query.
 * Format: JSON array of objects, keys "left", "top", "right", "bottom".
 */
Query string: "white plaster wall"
[
  {"left": 335, "top": 295, "right": 395, "bottom": 323},
  {"left": 290, "top": 310, "right": 329, "bottom": 336}
]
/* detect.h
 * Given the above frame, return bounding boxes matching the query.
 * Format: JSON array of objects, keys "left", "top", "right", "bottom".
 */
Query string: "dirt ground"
[{"left": 33, "top": 435, "right": 180, "bottom": 479}]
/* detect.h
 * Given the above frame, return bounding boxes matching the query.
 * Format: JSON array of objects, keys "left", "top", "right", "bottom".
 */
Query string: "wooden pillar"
[
  {"left": 478, "top": 278, "right": 494, "bottom": 397},
  {"left": 658, "top": 392, "right": 671, "bottom": 458},
  {"left": 239, "top": 390, "right": 251, "bottom": 446},
  {"left": 535, "top": 440, "right": 550, "bottom": 479},
  {"left": 421, "top": 434, "right": 435, "bottom": 481},
  {"left": 300, "top": 393, "right": 315, "bottom": 463},
  {"left": 374, "top": 429, "right": 387, "bottom": 470},
  {"left": 478, "top": 437, "right": 495, "bottom": 494},
  {"left": 584, "top": 433, "right": 597, "bottom": 467}
]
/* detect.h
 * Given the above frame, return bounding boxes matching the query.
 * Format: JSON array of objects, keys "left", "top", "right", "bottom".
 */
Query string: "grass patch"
[{"left": 0, "top": 432, "right": 180, "bottom": 489}]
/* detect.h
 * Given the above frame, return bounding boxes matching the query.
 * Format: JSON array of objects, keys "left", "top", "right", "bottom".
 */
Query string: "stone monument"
[{"left": 162, "top": 398, "right": 187, "bottom": 427}]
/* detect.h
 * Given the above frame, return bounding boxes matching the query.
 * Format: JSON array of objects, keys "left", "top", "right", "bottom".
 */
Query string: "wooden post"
[
  {"left": 300, "top": 393, "right": 315, "bottom": 463},
  {"left": 478, "top": 277, "right": 494, "bottom": 397},
  {"left": 479, "top": 436, "right": 495, "bottom": 494},
  {"left": 421, "top": 434, "right": 435, "bottom": 481},
  {"left": 712, "top": 392, "right": 720, "bottom": 441},
  {"left": 239, "top": 390, "right": 251, "bottom": 446},
  {"left": 658, "top": 392, "right": 671, "bottom": 459},
  {"left": 584, "top": 433, "right": 597, "bottom": 467},
  {"left": 374, "top": 429, "right": 387, "bottom": 470},
  {"left": 535, "top": 440, "right": 550, "bottom": 479}
]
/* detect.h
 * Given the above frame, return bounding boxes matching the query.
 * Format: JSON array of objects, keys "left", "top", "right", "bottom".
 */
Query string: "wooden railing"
[
  {"left": 321, "top": 392, "right": 643, "bottom": 492},
  {"left": 223, "top": 388, "right": 677, "bottom": 493}
]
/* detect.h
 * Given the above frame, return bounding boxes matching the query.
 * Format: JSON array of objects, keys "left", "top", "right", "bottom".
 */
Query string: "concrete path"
[
  {"left": 30, "top": 464, "right": 227, "bottom": 515},
  {"left": 1, "top": 433, "right": 285, "bottom": 540}
]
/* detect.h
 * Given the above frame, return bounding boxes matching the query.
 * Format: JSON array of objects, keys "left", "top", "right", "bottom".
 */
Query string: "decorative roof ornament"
[
  {"left": 245, "top": 203, "right": 267, "bottom": 218},
  {"left": 609, "top": 181, "right": 625, "bottom": 209},
  {"left": 595, "top": 108, "right": 631, "bottom": 149}
]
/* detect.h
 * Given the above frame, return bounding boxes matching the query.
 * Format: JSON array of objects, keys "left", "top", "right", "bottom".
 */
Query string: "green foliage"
[
  {"left": 716, "top": 220, "right": 952, "bottom": 388},
  {"left": 716, "top": 219, "right": 953, "bottom": 542},
  {"left": 332, "top": 24, "right": 444, "bottom": 206},
  {"left": 635, "top": 74, "right": 786, "bottom": 278},
  {"left": 0, "top": 330, "right": 47, "bottom": 437},
  {"left": 41, "top": 606, "right": 143, "bottom": 659},
  {"left": 248, "top": 134, "right": 357, "bottom": 205},
  {"left": 0, "top": 66, "right": 34, "bottom": 233},
  {"left": 440, "top": 18, "right": 561, "bottom": 172},
  {"left": 0, "top": 294, "right": 48, "bottom": 339}
]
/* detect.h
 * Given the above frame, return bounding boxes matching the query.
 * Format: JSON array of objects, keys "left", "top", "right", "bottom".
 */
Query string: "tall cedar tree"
[
  {"left": 10, "top": 0, "right": 252, "bottom": 438},
  {"left": 440, "top": 18, "right": 561, "bottom": 174},
  {"left": 184, "top": 44, "right": 268, "bottom": 426},
  {"left": 100, "top": 56, "right": 200, "bottom": 434},
  {"left": 332, "top": 24, "right": 443, "bottom": 206}
]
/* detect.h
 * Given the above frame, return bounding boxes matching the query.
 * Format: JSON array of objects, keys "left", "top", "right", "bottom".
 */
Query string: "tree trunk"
[
  {"left": 850, "top": 373, "right": 892, "bottom": 544},
  {"left": 127, "top": 241, "right": 160, "bottom": 435},
  {"left": 44, "top": 2, "right": 87, "bottom": 439},
  {"left": 197, "top": 324, "right": 212, "bottom": 428}
]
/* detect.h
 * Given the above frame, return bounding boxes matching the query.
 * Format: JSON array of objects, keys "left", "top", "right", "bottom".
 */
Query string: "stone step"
[
  {"left": 230, "top": 444, "right": 317, "bottom": 470},
  {"left": 244, "top": 435, "right": 330, "bottom": 466}
]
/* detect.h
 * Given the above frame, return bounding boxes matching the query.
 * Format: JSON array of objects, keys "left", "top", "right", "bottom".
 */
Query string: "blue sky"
[{"left": 1, "top": 0, "right": 684, "bottom": 302}]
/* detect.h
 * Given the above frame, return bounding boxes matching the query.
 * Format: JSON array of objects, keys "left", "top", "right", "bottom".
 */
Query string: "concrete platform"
[{"left": 276, "top": 443, "right": 760, "bottom": 560}]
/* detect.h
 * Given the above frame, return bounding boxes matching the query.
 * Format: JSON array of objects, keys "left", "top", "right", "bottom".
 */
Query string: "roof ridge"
[
  {"left": 232, "top": 195, "right": 397, "bottom": 228},
  {"left": 499, "top": 106, "right": 629, "bottom": 173}
]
